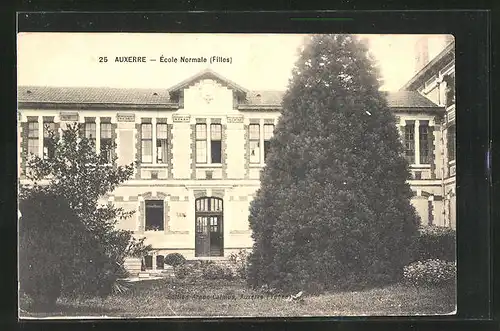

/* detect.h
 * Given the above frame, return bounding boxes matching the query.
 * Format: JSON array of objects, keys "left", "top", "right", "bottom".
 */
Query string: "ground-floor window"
[{"left": 145, "top": 200, "right": 164, "bottom": 231}]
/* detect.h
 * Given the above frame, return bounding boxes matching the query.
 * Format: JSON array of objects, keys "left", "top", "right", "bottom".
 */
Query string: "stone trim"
[
  {"left": 221, "top": 124, "right": 228, "bottom": 179},
  {"left": 196, "top": 118, "right": 207, "bottom": 124},
  {"left": 141, "top": 117, "right": 152, "bottom": 124},
  {"left": 128, "top": 196, "right": 138, "bottom": 201},
  {"left": 27, "top": 116, "right": 38, "bottom": 122},
  {"left": 230, "top": 230, "right": 252, "bottom": 235},
  {"left": 134, "top": 123, "right": 142, "bottom": 179},
  {"left": 111, "top": 122, "right": 118, "bottom": 169},
  {"left": 264, "top": 119, "right": 274, "bottom": 124},
  {"left": 157, "top": 117, "right": 168, "bottom": 124},
  {"left": 114, "top": 196, "right": 124, "bottom": 202},
  {"left": 84, "top": 116, "right": 96, "bottom": 122},
  {"left": 249, "top": 119, "right": 260, "bottom": 124},
  {"left": 430, "top": 125, "right": 438, "bottom": 179},
  {"left": 167, "top": 124, "right": 174, "bottom": 179},
  {"left": 428, "top": 200, "right": 434, "bottom": 225},
  {"left": 212, "top": 189, "right": 225, "bottom": 198},
  {"left": 239, "top": 196, "right": 248, "bottom": 201},
  {"left": 190, "top": 124, "right": 196, "bottom": 179},
  {"left": 244, "top": 124, "right": 249, "bottom": 179},
  {"left": 20, "top": 122, "right": 28, "bottom": 178},
  {"left": 194, "top": 190, "right": 207, "bottom": 199},
  {"left": 170, "top": 196, "right": 180, "bottom": 201},
  {"left": 211, "top": 118, "right": 222, "bottom": 124}
]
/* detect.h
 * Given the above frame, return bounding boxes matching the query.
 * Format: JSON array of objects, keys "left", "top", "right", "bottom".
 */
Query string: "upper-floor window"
[
  {"left": 249, "top": 124, "right": 260, "bottom": 164},
  {"left": 43, "top": 121, "right": 56, "bottom": 159},
  {"left": 210, "top": 124, "right": 222, "bottom": 164},
  {"left": 404, "top": 123, "right": 415, "bottom": 164},
  {"left": 419, "top": 121, "right": 431, "bottom": 164},
  {"left": 447, "top": 124, "right": 456, "bottom": 162},
  {"left": 140, "top": 123, "right": 152, "bottom": 163},
  {"left": 263, "top": 124, "right": 275, "bottom": 161},
  {"left": 156, "top": 123, "right": 168, "bottom": 164},
  {"left": 27, "top": 121, "right": 39, "bottom": 156},
  {"left": 84, "top": 120, "right": 97, "bottom": 152},
  {"left": 444, "top": 73, "right": 455, "bottom": 108},
  {"left": 195, "top": 124, "right": 207, "bottom": 163},
  {"left": 101, "top": 121, "right": 113, "bottom": 163}
]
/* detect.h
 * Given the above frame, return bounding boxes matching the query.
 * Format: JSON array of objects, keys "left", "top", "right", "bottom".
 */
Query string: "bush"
[
  {"left": 415, "top": 226, "right": 456, "bottom": 262},
  {"left": 202, "top": 263, "right": 235, "bottom": 280},
  {"left": 246, "top": 34, "right": 420, "bottom": 293},
  {"left": 228, "top": 249, "right": 249, "bottom": 279},
  {"left": 164, "top": 253, "right": 186, "bottom": 267},
  {"left": 174, "top": 261, "right": 234, "bottom": 281},
  {"left": 403, "top": 259, "right": 456, "bottom": 286}
]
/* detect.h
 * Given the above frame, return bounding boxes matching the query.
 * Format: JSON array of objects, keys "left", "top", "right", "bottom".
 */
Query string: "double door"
[{"left": 195, "top": 214, "right": 223, "bottom": 257}]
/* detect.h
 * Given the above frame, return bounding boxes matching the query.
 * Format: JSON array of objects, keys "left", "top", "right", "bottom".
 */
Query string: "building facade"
[
  {"left": 18, "top": 61, "right": 455, "bottom": 266},
  {"left": 401, "top": 38, "right": 456, "bottom": 229}
]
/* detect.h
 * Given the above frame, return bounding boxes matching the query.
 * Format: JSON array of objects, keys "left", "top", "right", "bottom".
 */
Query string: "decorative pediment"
[{"left": 167, "top": 69, "right": 248, "bottom": 95}]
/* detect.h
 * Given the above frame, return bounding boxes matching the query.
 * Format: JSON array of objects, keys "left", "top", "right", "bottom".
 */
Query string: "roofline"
[
  {"left": 18, "top": 102, "right": 180, "bottom": 110},
  {"left": 399, "top": 41, "right": 455, "bottom": 91},
  {"left": 167, "top": 68, "right": 249, "bottom": 94}
]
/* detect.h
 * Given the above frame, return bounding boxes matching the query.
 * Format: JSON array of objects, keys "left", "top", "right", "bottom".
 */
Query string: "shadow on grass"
[{"left": 20, "top": 301, "right": 122, "bottom": 317}]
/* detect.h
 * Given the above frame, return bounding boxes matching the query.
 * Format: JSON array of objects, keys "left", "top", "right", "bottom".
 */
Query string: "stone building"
[{"left": 18, "top": 44, "right": 455, "bottom": 267}]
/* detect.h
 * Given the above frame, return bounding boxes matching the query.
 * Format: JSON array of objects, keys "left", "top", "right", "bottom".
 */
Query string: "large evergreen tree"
[
  {"left": 247, "top": 34, "right": 420, "bottom": 293},
  {"left": 19, "top": 124, "right": 151, "bottom": 310}
]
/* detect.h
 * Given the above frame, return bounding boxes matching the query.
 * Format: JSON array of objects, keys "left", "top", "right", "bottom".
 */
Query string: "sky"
[{"left": 17, "top": 33, "right": 451, "bottom": 92}]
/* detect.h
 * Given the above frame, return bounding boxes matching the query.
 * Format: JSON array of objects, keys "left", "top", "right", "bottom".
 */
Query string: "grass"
[{"left": 20, "top": 278, "right": 456, "bottom": 318}]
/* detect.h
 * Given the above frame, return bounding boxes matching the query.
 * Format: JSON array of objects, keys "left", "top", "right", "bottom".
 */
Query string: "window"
[
  {"left": 419, "top": 121, "right": 431, "bottom": 164},
  {"left": 196, "top": 124, "right": 207, "bottom": 163},
  {"left": 249, "top": 124, "right": 260, "bottom": 163},
  {"left": 27, "top": 121, "right": 39, "bottom": 156},
  {"left": 43, "top": 121, "right": 56, "bottom": 159},
  {"left": 84, "top": 121, "right": 97, "bottom": 152},
  {"left": 145, "top": 200, "right": 164, "bottom": 231},
  {"left": 101, "top": 122, "right": 113, "bottom": 163},
  {"left": 156, "top": 123, "right": 168, "bottom": 163},
  {"left": 444, "top": 73, "right": 455, "bottom": 107},
  {"left": 263, "top": 124, "right": 274, "bottom": 161},
  {"left": 141, "top": 123, "right": 152, "bottom": 163},
  {"left": 211, "top": 124, "right": 222, "bottom": 164},
  {"left": 447, "top": 124, "right": 456, "bottom": 162},
  {"left": 404, "top": 123, "right": 415, "bottom": 164}
]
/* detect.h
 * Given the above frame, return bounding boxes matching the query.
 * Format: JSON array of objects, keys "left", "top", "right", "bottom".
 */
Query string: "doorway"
[{"left": 195, "top": 197, "right": 223, "bottom": 257}]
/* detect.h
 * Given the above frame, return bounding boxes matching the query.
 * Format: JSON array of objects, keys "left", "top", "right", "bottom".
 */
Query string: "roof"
[
  {"left": 383, "top": 91, "right": 440, "bottom": 108},
  {"left": 400, "top": 41, "right": 455, "bottom": 91},
  {"left": 167, "top": 68, "right": 248, "bottom": 94},
  {"left": 18, "top": 86, "right": 172, "bottom": 105},
  {"left": 18, "top": 86, "right": 440, "bottom": 109}
]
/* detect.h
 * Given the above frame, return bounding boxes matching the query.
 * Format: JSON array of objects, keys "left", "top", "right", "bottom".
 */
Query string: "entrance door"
[{"left": 195, "top": 197, "right": 223, "bottom": 257}]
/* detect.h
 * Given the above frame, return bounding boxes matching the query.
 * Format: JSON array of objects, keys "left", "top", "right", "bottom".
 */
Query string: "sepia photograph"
[{"left": 17, "top": 32, "right": 457, "bottom": 318}]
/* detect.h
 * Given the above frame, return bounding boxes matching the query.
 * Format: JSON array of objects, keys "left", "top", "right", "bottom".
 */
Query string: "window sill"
[
  {"left": 249, "top": 163, "right": 264, "bottom": 168},
  {"left": 410, "top": 164, "right": 431, "bottom": 168},
  {"left": 144, "top": 230, "right": 165, "bottom": 233},
  {"left": 448, "top": 160, "right": 456, "bottom": 166},
  {"left": 141, "top": 164, "right": 169, "bottom": 168},
  {"left": 196, "top": 163, "right": 223, "bottom": 168}
]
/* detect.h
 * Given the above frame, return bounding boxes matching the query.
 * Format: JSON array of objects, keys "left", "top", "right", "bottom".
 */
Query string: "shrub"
[
  {"left": 175, "top": 264, "right": 199, "bottom": 280},
  {"left": 246, "top": 34, "right": 420, "bottom": 293},
  {"left": 202, "top": 263, "right": 235, "bottom": 280},
  {"left": 228, "top": 249, "right": 249, "bottom": 279},
  {"left": 164, "top": 253, "right": 187, "bottom": 267},
  {"left": 415, "top": 226, "right": 456, "bottom": 262},
  {"left": 403, "top": 259, "right": 456, "bottom": 286}
]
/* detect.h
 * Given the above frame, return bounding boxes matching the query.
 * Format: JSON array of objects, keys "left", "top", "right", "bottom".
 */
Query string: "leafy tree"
[
  {"left": 247, "top": 35, "right": 420, "bottom": 294},
  {"left": 19, "top": 123, "right": 151, "bottom": 309}
]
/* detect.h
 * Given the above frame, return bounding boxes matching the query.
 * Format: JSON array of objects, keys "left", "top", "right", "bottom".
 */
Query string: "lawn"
[{"left": 20, "top": 278, "right": 456, "bottom": 318}]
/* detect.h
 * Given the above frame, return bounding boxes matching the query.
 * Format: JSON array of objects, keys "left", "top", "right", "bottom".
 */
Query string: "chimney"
[{"left": 414, "top": 36, "right": 429, "bottom": 73}]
